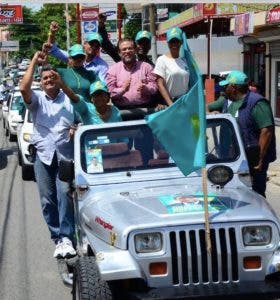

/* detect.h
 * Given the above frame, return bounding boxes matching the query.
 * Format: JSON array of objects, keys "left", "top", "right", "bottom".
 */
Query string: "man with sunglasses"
[
  {"left": 44, "top": 21, "right": 108, "bottom": 82},
  {"left": 208, "top": 70, "right": 276, "bottom": 197}
]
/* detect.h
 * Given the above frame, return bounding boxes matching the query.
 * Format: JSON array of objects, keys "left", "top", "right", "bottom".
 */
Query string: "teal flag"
[{"left": 146, "top": 32, "right": 206, "bottom": 176}]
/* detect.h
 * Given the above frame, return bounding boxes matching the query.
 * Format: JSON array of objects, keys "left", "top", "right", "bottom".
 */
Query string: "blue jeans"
[{"left": 34, "top": 153, "right": 74, "bottom": 244}]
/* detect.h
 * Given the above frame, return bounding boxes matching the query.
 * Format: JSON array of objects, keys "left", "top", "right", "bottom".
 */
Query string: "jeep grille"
[{"left": 169, "top": 227, "right": 238, "bottom": 284}]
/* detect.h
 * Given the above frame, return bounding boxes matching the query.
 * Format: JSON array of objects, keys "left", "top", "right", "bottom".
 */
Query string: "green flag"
[{"left": 146, "top": 32, "right": 206, "bottom": 176}]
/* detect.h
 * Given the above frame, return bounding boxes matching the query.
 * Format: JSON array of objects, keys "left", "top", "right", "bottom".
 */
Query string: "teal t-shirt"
[
  {"left": 207, "top": 96, "right": 225, "bottom": 112},
  {"left": 208, "top": 95, "right": 274, "bottom": 129},
  {"left": 72, "top": 96, "right": 122, "bottom": 125},
  {"left": 58, "top": 67, "right": 99, "bottom": 101}
]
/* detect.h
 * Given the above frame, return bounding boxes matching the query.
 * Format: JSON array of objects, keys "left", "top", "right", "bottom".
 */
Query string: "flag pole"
[{"left": 202, "top": 167, "right": 211, "bottom": 253}]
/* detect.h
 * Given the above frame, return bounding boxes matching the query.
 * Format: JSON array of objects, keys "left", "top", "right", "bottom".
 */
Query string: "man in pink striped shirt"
[{"left": 106, "top": 38, "right": 158, "bottom": 108}]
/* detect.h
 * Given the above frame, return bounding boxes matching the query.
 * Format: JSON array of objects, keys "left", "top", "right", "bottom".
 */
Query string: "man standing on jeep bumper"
[{"left": 20, "top": 51, "right": 77, "bottom": 259}]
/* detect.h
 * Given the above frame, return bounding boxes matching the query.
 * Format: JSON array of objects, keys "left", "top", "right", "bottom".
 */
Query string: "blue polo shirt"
[
  {"left": 49, "top": 43, "right": 108, "bottom": 82},
  {"left": 26, "top": 90, "right": 75, "bottom": 165}
]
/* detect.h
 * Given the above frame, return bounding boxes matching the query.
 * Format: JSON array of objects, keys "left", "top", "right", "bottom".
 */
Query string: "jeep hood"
[{"left": 80, "top": 181, "right": 278, "bottom": 250}]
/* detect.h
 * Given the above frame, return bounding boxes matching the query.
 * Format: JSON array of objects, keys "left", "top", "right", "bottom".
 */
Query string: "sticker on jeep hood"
[{"left": 159, "top": 193, "right": 248, "bottom": 214}]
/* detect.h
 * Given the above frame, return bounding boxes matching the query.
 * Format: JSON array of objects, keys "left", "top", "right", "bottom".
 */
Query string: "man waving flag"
[{"left": 146, "top": 30, "right": 206, "bottom": 176}]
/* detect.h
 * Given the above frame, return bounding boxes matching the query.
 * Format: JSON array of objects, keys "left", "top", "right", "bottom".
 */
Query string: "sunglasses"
[{"left": 71, "top": 54, "right": 85, "bottom": 60}]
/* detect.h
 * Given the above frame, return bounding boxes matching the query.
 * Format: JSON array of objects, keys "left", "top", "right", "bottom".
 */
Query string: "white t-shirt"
[{"left": 153, "top": 55, "right": 189, "bottom": 99}]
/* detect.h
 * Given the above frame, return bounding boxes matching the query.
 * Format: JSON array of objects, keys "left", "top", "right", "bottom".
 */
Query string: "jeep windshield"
[{"left": 80, "top": 118, "right": 240, "bottom": 174}]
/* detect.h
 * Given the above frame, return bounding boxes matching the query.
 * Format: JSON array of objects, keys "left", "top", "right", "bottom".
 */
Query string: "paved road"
[
  {"left": 0, "top": 108, "right": 279, "bottom": 300},
  {"left": 0, "top": 110, "right": 71, "bottom": 300}
]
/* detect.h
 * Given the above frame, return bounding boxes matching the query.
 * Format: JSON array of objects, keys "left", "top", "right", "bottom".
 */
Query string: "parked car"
[
  {"left": 2, "top": 90, "right": 13, "bottom": 129},
  {"left": 17, "top": 107, "right": 35, "bottom": 180},
  {"left": 0, "top": 90, "right": 9, "bottom": 104},
  {"left": 59, "top": 113, "right": 280, "bottom": 299}
]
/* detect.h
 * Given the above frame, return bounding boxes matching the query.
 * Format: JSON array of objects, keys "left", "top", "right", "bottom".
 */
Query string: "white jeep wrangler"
[{"left": 60, "top": 113, "right": 280, "bottom": 300}]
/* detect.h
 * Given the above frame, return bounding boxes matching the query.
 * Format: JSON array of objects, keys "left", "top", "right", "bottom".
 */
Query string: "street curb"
[{"left": 267, "top": 173, "right": 280, "bottom": 187}]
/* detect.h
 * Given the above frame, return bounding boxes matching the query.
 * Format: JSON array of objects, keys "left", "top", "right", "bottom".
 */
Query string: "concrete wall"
[{"left": 156, "top": 35, "right": 243, "bottom": 75}]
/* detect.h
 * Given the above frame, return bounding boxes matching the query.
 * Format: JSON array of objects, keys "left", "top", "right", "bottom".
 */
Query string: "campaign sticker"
[{"left": 159, "top": 193, "right": 229, "bottom": 214}]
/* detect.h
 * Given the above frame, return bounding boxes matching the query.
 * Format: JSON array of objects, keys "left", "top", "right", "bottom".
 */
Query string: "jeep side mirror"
[{"left": 59, "top": 159, "right": 74, "bottom": 182}]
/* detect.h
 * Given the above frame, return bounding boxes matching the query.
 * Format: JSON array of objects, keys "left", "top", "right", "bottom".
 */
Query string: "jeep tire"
[{"left": 73, "top": 256, "right": 113, "bottom": 300}]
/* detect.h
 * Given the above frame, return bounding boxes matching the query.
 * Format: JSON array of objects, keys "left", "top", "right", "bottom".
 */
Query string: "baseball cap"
[
  {"left": 85, "top": 32, "right": 103, "bottom": 44},
  {"left": 166, "top": 27, "right": 183, "bottom": 42},
  {"left": 135, "top": 30, "right": 152, "bottom": 42},
  {"left": 90, "top": 80, "right": 108, "bottom": 96},
  {"left": 68, "top": 44, "right": 85, "bottom": 57},
  {"left": 219, "top": 70, "right": 248, "bottom": 86}
]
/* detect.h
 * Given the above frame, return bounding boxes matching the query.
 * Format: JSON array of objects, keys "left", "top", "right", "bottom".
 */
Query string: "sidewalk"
[{"left": 268, "top": 125, "right": 280, "bottom": 186}]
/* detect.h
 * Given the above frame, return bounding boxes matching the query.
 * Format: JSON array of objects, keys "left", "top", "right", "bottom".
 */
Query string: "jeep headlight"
[
  {"left": 23, "top": 133, "right": 31, "bottom": 142},
  {"left": 243, "top": 226, "right": 271, "bottom": 246},
  {"left": 134, "top": 232, "right": 162, "bottom": 253}
]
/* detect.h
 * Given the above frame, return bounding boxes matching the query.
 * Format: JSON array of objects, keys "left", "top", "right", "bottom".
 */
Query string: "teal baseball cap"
[
  {"left": 85, "top": 32, "right": 103, "bottom": 44},
  {"left": 135, "top": 30, "right": 152, "bottom": 42},
  {"left": 90, "top": 80, "right": 109, "bottom": 96},
  {"left": 219, "top": 70, "right": 248, "bottom": 86},
  {"left": 68, "top": 44, "right": 85, "bottom": 57},
  {"left": 166, "top": 27, "right": 183, "bottom": 42}
]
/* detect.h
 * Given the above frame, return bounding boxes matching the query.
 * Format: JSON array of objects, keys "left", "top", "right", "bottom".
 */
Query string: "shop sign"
[
  {"left": 203, "top": 3, "right": 216, "bottom": 15},
  {"left": 81, "top": 8, "right": 99, "bottom": 21},
  {"left": 266, "top": 6, "right": 280, "bottom": 24},
  {"left": 158, "top": 7, "right": 195, "bottom": 33},
  {"left": 216, "top": 4, "right": 250, "bottom": 15},
  {"left": 0, "top": 5, "right": 23, "bottom": 24},
  {"left": 157, "top": 8, "right": 168, "bottom": 21}
]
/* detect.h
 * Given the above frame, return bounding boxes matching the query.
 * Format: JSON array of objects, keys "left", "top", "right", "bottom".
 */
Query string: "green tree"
[
  {"left": 8, "top": 7, "right": 41, "bottom": 59},
  {"left": 35, "top": 4, "right": 77, "bottom": 67},
  {"left": 9, "top": 4, "right": 77, "bottom": 67},
  {"left": 123, "top": 13, "right": 142, "bottom": 39}
]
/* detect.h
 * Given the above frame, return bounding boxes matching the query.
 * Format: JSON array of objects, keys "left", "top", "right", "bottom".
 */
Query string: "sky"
[{"left": 25, "top": 4, "right": 43, "bottom": 11}]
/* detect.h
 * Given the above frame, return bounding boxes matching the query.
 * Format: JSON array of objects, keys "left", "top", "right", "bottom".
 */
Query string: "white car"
[
  {"left": 2, "top": 91, "right": 13, "bottom": 128},
  {"left": 5, "top": 90, "right": 24, "bottom": 141},
  {"left": 17, "top": 108, "right": 35, "bottom": 180}
]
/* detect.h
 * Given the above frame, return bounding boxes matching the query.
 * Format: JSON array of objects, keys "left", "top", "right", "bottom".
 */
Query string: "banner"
[
  {"left": 234, "top": 12, "right": 254, "bottom": 36},
  {"left": 0, "top": 5, "right": 23, "bottom": 24}
]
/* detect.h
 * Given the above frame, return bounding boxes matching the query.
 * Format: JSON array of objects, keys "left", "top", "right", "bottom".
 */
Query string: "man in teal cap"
[
  {"left": 208, "top": 70, "right": 276, "bottom": 197},
  {"left": 98, "top": 13, "right": 154, "bottom": 66}
]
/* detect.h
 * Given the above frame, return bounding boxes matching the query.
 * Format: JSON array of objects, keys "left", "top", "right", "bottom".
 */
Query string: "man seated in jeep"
[{"left": 105, "top": 38, "right": 158, "bottom": 109}]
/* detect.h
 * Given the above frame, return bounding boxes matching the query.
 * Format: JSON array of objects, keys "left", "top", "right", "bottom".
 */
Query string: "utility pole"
[
  {"left": 205, "top": 16, "right": 215, "bottom": 103},
  {"left": 117, "top": 4, "right": 122, "bottom": 40},
  {"left": 76, "top": 4, "right": 81, "bottom": 44},
  {"left": 65, "top": 3, "right": 70, "bottom": 51},
  {"left": 149, "top": 4, "right": 157, "bottom": 64}
]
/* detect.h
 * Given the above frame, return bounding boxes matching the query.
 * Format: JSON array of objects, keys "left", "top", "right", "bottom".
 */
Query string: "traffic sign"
[{"left": 0, "top": 40, "right": 19, "bottom": 51}]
